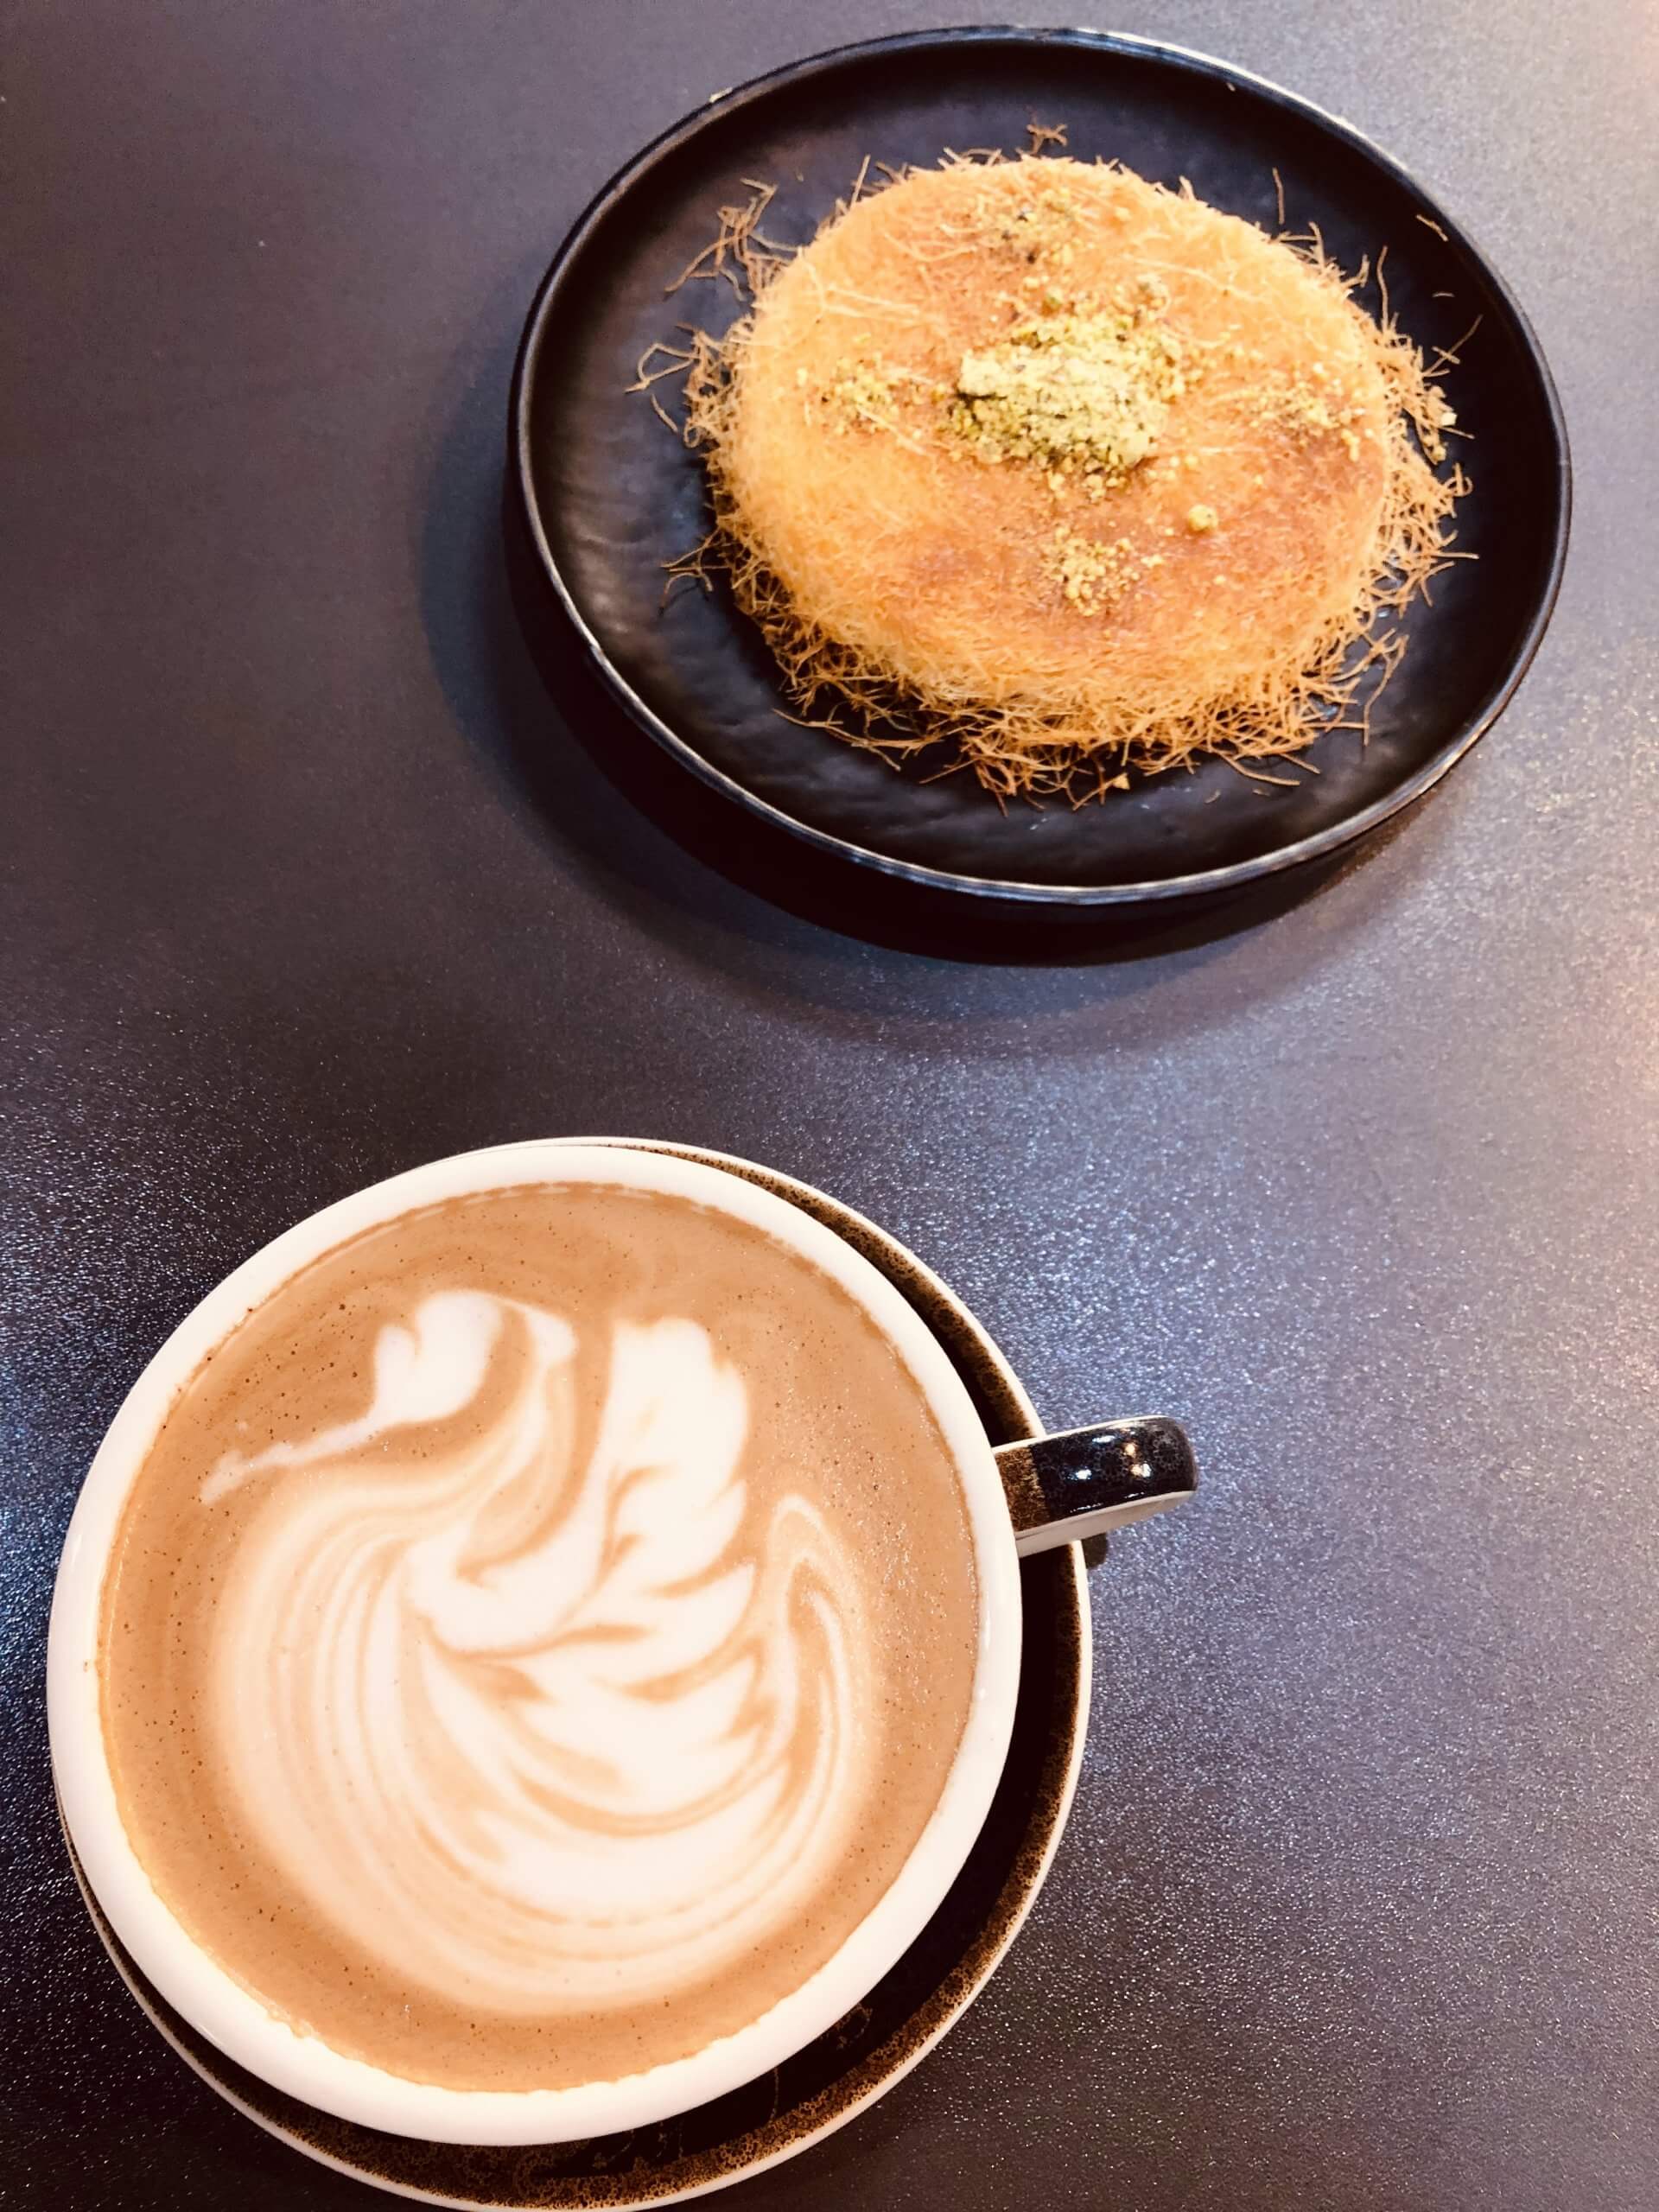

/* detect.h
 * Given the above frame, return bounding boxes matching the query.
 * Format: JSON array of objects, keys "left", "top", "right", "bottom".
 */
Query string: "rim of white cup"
[{"left": 47, "top": 1141, "right": 1022, "bottom": 2146}]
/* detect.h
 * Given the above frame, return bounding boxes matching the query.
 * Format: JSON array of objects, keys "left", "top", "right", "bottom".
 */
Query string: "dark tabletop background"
[{"left": 3, "top": 3, "right": 1656, "bottom": 2208}]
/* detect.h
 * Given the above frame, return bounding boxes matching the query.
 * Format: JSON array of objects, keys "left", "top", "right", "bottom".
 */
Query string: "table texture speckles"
[{"left": 3, "top": 3, "right": 1656, "bottom": 2209}]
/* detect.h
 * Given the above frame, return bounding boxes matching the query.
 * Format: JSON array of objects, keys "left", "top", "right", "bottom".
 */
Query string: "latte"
[{"left": 97, "top": 1180, "right": 980, "bottom": 2094}]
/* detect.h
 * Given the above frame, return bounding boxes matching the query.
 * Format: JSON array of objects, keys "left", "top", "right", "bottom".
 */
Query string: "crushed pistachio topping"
[
  {"left": 992, "top": 184, "right": 1081, "bottom": 261},
  {"left": 1237, "top": 366, "right": 1371, "bottom": 460},
  {"left": 1046, "top": 524, "right": 1165, "bottom": 615},
  {"left": 947, "top": 302, "right": 1185, "bottom": 489},
  {"left": 820, "top": 358, "right": 903, "bottom": 431},
  {"left": 1418, "top": 388, "right": 1458, "bottom": 466}
]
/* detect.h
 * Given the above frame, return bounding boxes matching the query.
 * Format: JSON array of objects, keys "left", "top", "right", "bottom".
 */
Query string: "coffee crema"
[{"left": 98, "top": 1182, "right": 979, "bottom": 2093}]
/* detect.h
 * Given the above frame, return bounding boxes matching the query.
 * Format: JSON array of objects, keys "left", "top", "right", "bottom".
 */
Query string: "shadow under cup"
[{"left": 50, "top": 1141, "right": 1093, "bottom": 2208}]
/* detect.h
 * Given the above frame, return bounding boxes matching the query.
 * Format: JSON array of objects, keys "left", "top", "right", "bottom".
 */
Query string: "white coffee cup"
[{"left": 48, "top": 1140, "right": 1192, "bottom": 2147}]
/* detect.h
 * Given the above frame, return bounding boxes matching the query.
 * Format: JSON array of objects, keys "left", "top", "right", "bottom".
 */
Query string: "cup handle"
[{"left": 995, "top": 1417, "right": 1198, "bottom": 1558}]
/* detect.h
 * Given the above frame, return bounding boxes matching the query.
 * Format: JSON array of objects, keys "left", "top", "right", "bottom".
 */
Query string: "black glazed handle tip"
[{"left": 995, "top": 1416, "right": 1198, "bottom": 1557}]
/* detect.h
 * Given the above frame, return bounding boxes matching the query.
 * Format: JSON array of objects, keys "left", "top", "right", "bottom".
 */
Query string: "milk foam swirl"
[{"left": 202, "top": 1292, "right": 863, "bottom": 2013}]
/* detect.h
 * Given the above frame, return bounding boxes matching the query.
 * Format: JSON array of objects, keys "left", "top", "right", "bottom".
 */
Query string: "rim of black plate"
[{"left": 510, "top": 24, "right": 1572, "bottom": 908}]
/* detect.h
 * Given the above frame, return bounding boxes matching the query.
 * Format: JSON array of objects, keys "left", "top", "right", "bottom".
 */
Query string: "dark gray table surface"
[{"left": 3, "top": 3, "right": 1656, "bottom": 2207}]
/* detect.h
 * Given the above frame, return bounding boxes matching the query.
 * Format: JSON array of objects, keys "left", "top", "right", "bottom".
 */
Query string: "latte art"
[
  {"left": 98, "top": 1180, "right": 979, "bottom": 2093},
  {"left": 204, "top": 1293, "right": 862, "bottom": 2011}
]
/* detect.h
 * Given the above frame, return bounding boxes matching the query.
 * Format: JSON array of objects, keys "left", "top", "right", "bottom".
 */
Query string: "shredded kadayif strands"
[{"left": 634, "top": 152, "right": 1469, "bottom": 803}]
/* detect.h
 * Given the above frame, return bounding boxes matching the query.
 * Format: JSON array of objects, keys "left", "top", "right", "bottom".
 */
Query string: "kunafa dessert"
[{"left": 646, "top": 155, "right": 1466, "bottom": 799}]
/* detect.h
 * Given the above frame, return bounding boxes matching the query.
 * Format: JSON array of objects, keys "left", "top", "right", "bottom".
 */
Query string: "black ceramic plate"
[{"left": 512, "top": 27, "right": 1568, "bottom": 906}]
